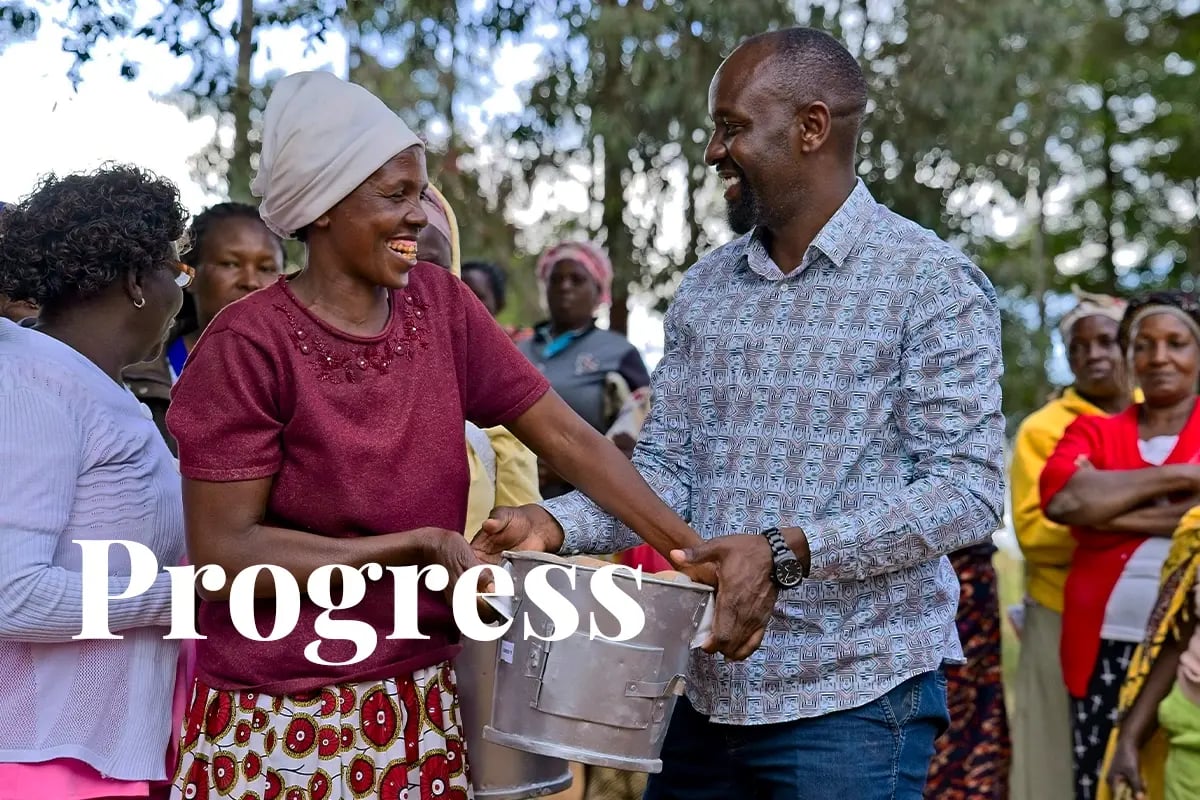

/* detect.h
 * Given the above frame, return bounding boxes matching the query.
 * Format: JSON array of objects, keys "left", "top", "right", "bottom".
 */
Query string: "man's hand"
[
  {"left": 670, "top": 534, "right": 778, "bottom": 661},
  {"left": 472, "top": 505, "right": 567, "bottom": 564}
]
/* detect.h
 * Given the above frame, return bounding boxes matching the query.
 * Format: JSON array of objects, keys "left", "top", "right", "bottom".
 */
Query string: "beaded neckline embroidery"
[{"left": 274, "top": 290, "right": 429, "bottom": 384}]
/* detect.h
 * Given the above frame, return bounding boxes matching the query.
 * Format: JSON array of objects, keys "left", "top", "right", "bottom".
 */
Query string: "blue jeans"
[{"left": 643, "top": 669, "right": 949, "bottom": 800}]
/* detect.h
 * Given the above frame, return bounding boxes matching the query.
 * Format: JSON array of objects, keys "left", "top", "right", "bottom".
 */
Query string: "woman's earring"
[{"left": 133, "top": 297, "right": 146, "bottom": 309}]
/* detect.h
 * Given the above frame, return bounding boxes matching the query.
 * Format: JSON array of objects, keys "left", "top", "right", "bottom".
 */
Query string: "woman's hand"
[
  {"left": 422, "top": 528, "right": 501, "bottom": 623},
  {"left": 1107, "top": 734, "right": 1147, "bottom": 800}
]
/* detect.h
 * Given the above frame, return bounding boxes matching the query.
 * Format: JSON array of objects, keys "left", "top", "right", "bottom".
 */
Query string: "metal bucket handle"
[{"left": 624, "top": 673, "right": 687, "bottom": 700}]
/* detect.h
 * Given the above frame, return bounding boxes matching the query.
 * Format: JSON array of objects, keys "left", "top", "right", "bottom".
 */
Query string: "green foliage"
[{"left": 35, "top": 0, "right": 1198, "bottom": 430}]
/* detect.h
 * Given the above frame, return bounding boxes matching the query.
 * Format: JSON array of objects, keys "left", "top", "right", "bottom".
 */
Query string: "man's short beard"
[{"left": 726, "top": 184, "right": 762, "bottom": 235}]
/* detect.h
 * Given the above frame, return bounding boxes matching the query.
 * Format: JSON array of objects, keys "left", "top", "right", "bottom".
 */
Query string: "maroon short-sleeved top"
[{"left": 166, "top": 264, "right": 550, "bottom": 693}]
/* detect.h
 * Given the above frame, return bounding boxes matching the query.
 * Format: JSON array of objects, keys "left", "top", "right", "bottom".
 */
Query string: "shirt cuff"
[
  {"left": 797, "top": 516, "right": 844, "bottom": 580},
  {"left": 540, "top": 493, "right": 589, "bottom": 555}
]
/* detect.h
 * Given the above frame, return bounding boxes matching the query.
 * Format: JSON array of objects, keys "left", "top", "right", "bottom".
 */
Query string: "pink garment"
[{"left": 0, "top": 639, "right": 195, "bottom": 800}]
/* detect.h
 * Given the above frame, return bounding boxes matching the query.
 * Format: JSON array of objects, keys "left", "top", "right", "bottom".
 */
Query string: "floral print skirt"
[
  {"left": 925, "top": 544, "right": 1012, "bottom": 800},
  {"left": 170, "top": 662, "right": 472, "bottom": 800}
]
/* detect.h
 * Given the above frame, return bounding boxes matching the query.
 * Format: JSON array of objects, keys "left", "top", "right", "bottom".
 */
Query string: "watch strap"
[
  {"left": 761, "top": 527, "right": 809, "bottom": 578},
  {"left": 761, "top": 527, "right": 791, "bottom": 563}
]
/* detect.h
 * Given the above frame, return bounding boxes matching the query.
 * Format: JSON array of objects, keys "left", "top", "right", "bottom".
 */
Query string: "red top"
[
  {"left": 1040, "top": 402, "right": 1200, "bottom": 697},
  {"left": 166, "top": 265, "right": 550, "bottom": 694}
]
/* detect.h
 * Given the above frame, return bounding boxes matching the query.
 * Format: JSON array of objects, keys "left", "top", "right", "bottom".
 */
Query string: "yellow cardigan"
[{"left": 1010, "top": 387, "right": 1107, "bottom": 612}]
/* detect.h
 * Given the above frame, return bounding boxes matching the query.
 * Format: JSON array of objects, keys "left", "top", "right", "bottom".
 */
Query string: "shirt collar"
[
  {"left": 533, "top": 318, "right": 596, "bottom": 343},
  {"left": 743, "top": 179, "right": 877, "bottom": 280}
]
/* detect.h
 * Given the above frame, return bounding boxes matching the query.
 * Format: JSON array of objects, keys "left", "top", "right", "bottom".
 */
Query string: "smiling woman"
[
  {"left": 160, "top": 71, "right": 538, "bottom": 800},
  {"left": 1041, "top": 290, "right": 1200, "bottom": 800},
  {"left": 160, "top": 70, "right": 704, "bottom": 800}
]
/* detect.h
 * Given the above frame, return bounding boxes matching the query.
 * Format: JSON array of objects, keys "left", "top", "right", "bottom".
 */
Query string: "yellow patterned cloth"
[{"left": 1098, "top": 506, "right": 1200, "bottom": 800}]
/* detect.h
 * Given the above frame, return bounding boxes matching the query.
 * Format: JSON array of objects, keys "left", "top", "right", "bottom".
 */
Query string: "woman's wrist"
[{"left": 378, "top": 527, "right": 450, "bottom": 568}]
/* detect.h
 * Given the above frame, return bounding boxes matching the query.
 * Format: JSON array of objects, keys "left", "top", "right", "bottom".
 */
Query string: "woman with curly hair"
[
  {"left": 0, "top": 164, "right": 193, "bottom": 798},
  {"left": 1042, "top": 290, "right": 1200, "bottom": 800},
  {"left": 0, "top": 201, "right": 39, "bottom": 327},
  {"left": 124, "top": 202, "right": 284, "bottom": 452}
]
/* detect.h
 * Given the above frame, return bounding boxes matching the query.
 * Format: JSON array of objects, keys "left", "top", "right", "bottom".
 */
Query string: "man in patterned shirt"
[{"left": 474, "top": 27, "right": 1005, "bottom": 798}]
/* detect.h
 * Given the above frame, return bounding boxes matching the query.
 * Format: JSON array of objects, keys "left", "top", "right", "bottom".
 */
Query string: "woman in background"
[
  {"left": 1009, "top": 289, "right": 1130, "bottom": 800},
  {"left": 518, "top": 241, "right": 651, "bottom": 497},
  {"left": 461, "top": 260, "right": 531, "bottom": 344},
  {"left": 124, "top": 202, "right": 284, "bottom": 452},
  {"left": 0, "top": 164, "right": 191, "bottom": 800},
  {"left": 1043, "top": 290, "right": 1200, "bottom": 800}
]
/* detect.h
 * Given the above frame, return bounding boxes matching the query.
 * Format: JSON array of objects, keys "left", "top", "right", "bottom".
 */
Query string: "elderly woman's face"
[
  {"left": 547, "top": 259, "right": 600, "bottom": 328},
  {"left": 318, "top": 147, "right": 429, "bottom": 289},
  {"left": 1131, "top": 312, "right": 1200, "bottom": 406}
]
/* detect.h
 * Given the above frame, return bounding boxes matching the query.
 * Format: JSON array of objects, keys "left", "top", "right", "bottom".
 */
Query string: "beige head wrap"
[
  {"left": 1058, "top": 284, "right": 1127, "bottom": 347},
  {"left": 251, "top": 71, "right": 424, "bottom": 239}
]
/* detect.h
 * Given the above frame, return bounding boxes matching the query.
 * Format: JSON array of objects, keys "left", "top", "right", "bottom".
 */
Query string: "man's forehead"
[{"left": 709, "top": 45, "right": 784, "bottom": 108}]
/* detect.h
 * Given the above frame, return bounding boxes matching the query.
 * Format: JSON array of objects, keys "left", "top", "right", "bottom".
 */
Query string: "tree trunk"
[
  {"left": 1192, "top": 180, "right": 1200, "bottom": 292},
  {"left": 602, "top": 134, "right": 630, "bottom": 335},
  {"left": 1100, "top": 86, "right": 1118, "bottom": 292},
  {"left": 345, "top": 0, "right": 365, "bottom": 82},
  {"left": 228, "top": 0, "right": 255, "bottom": 202},
  {"left": 440, "top": 2, "right": 459, "bottom": 177},
  {"left": 1029, "top": 168, "right": 1050, "bottom": 402},
  {"left": 685, "top": 160, "right": 703, "bottom": 264}
]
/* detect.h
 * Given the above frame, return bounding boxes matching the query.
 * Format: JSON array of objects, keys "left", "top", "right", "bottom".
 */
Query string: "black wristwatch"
[{"left": 761, "top": 527, "right": 806, "bottom": 588}]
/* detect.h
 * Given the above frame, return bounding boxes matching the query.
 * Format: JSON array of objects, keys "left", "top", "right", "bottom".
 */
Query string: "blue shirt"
[{"left": 543, "top": 180, "right": 1006, "bottom": 725}]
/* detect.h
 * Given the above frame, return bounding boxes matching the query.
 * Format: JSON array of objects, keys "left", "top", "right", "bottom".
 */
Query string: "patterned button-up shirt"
[{"left": 543, "top": 179, "right": 1006, "bottom": 725}]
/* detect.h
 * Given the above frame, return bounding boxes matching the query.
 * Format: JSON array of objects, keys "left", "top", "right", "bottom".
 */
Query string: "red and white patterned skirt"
[{"left": 170, "top": 661, "right": 472, "bottom": 800}]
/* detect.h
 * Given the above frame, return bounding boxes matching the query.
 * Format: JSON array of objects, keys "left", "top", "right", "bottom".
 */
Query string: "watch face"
[{"left": 775, "top": 559, "right": 805, "bottom": 588}]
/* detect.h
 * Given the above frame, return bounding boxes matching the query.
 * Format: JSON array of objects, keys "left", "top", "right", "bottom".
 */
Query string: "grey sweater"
[{"left": 518, "top": 321, "right": 650, "bottom": 433}]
